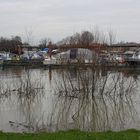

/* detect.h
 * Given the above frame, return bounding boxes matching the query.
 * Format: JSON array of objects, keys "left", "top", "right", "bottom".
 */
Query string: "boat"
[
  {"left": 0, "top": 59, "right": 3, "bottom": 67},
  {"left": 43, "top": 56, "right": 57, "bottom": 66},
  {"left": 43, "top": 48, "right": 95, "bottom": 67},
  {"left": 0, "top": 53, "right": 4, "bottom": 67},
  {"left": 125, "top": 49, "right": 140, "bottom": 66}
]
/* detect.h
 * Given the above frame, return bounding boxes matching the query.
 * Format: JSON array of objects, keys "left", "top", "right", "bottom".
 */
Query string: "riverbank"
[{"left": 0, "top": 129, "right": 140, "bottom": 140}]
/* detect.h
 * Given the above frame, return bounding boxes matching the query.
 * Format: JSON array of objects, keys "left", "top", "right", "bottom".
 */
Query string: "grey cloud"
[{"left": 0, "top": 0, "right": 140, "bottom": 43}]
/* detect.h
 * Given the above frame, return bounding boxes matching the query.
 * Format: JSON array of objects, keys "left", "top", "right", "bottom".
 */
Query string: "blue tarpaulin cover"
[{"left": 43, "top": 48, "right": 49, "bottom": 52}]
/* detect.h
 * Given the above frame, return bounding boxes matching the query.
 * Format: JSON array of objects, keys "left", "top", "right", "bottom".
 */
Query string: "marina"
[{"left": 0, "top": 48, "right": 140, "bottom": 68}]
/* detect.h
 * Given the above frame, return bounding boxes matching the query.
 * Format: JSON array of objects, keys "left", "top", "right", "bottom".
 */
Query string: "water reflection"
[
  {"left": 0, "top": 67, "right": 140, "bottom": 132},
  {"left": 16, "top": 72, "right": 45, "bottom": 132},
  {"left": 50, "top": 67, "right": 139, "bottom": 131},
  {"left": 0, "top": 69, "right": 46, "bottom": 132}
]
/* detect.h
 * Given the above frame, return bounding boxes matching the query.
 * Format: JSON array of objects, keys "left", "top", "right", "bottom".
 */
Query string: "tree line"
[
  {"left": 57, "top": 29, "right": 116, "bottom": 47},
  {"left": 0, "top": 29, "right": 116, "bottom": 52},
  {"left": 0, "top": 36, "right": 22, "bottom": 52}
]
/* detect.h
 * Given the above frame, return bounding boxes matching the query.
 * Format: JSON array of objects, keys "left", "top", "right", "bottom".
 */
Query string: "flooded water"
[{"left": 0, "top": 66, "right": 140, "bottom": 132}]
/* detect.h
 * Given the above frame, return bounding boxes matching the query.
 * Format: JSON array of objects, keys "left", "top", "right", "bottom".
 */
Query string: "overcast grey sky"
[{"left": 0, "top": 0, "right": 140, "bottom": 44}]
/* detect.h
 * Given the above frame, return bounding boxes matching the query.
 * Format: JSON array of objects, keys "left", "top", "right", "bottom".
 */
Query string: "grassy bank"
[{"left": 0, "top": 129, "right": 140, "bottom": 140}]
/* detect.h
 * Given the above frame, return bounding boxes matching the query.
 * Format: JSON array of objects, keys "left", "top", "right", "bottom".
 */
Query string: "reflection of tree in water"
[
  {"left": 0, "top": 70, "right": 45, "bottom": 132},
  {"left": 0, "top": 79, "right": 13, "bottom": 103},
  {"left": 0, "top": 68, "right": 140, "bottom": 132},
  {"left": 15, "top": 70, "right": 45, "bottom": 132},
  {"left": 122, "top": 68, "right": 140, "bottom": 80},
  {"left": 50, "top": 67, "right": 138, "bottom": 131}
]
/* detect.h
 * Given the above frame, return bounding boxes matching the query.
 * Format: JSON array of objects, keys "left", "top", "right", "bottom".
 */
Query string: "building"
[{"left": 109, "top": 43, "right": 140, "bottom": 52}]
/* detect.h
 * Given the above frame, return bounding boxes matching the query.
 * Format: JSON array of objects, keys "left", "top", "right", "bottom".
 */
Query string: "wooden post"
[{"left": 48, "top": 41, "right": 53, "bottom": 58}]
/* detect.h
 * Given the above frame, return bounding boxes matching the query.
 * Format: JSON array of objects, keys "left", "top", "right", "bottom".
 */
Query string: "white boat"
[
  {"left": 55, "top": 48, "right": 94, "bottom": 64},
  {"left": 43, "top": 48, "right": 95, "bottom": 66},
  {"left": 0, "top": 56, "right": 3, "bottom": 66},
  {"left": 125, "top": 49, "right": 140, "bottom": 66},
  {"left": 132, "top": 50, "right": 140, "bottom": 60},
  {"left": 43, "top": 56, "right": 58, "bottom": 65}
]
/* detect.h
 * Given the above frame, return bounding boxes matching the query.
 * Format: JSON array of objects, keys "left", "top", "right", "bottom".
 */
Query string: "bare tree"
[
  {"left": 80, "top": 31, "right": 94, "bottom": 47},
  {"left": 39, "top": 38, "right": 51, "bottom": 49},
  {"left": 24, "top": 27, "right": 34, "bottom": 45},
  {"left": 108, "top": 29, "right": 116, "bottom": 45}
]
